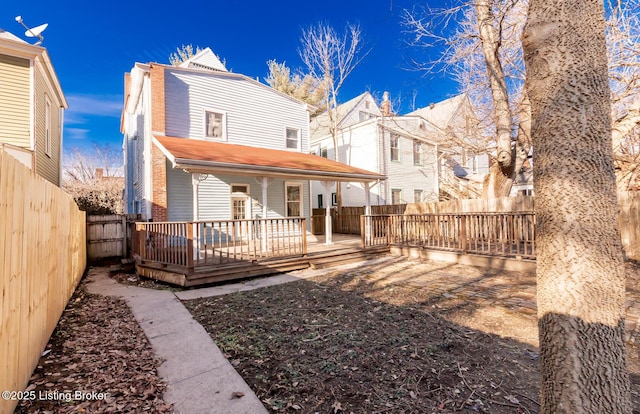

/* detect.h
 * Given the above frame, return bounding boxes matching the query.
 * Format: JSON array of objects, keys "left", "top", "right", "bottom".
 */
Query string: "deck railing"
[
  {"left": 133, "top": 218, "right": 307, "bottom": 268},
  {"left": 362, "top": 212, "right": 536, "bottom": 259}
]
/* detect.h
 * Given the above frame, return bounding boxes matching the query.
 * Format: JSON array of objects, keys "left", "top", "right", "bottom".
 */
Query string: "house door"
[{"left": 231, "top": 185, "right": 251, "bottom": 239}]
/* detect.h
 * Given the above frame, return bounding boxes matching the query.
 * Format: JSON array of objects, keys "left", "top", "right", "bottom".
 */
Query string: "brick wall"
[
  {"left": 150, "top": 64, "right": 167, "bottom": 221},
  {"left": 151, "top": 144, "right": 167, "bottom": 221}
]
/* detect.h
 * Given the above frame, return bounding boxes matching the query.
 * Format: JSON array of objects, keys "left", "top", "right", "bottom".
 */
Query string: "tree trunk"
[
  {"left": 476, "top": 0, "right": 513, "bottom": 170},
  {"left": 523, "top": 0, "right": 631, "bottom": 412}
]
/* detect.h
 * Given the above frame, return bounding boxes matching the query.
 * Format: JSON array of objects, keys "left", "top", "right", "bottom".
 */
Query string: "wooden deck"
[{"left": 135, "top": 234, "right": 390, "bottom": 287}]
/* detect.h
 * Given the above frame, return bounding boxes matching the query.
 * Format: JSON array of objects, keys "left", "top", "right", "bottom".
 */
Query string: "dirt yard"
[
  {"left": 185, "top": 257, "right": 640, "bottom": 413},
  {"left": 14, "top": 257, "right": 640, "bottom": 413}
]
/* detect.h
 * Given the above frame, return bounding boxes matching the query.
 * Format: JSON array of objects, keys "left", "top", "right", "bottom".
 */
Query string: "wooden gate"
[{"left": 87, "top": 214, "right": 126, "bottom": 259}]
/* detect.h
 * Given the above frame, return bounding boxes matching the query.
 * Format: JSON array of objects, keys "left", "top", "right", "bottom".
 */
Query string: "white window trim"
[
  {"left": 285, "top": 126, "right": 300, "bottom": 151},
  {"left": 391, "top": 188, "right": 402, "bottom": 205},
  {"left": 390, "top": 134, "right": 400, "bottom": 162},
  {"left": 284, "top": 182, "right": 303, "bottom": 217},
  {"left": 203, "top": 109, "right": 227, "bottom": 141},
  {"left": 44, "top": 94, "right": 52, "bottom": 157},
  {"left": 414, "top": 189, "right": 423, "bottom": 203},
  {"left": 413, "top": 139, "right": 423, "bottom": 166},
  {"left": 229, "top": 183, "right": 251, "bottom": 220}
]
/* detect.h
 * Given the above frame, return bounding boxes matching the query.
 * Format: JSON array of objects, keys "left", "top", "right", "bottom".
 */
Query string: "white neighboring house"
[
  {"left": 121, "top": 48, "right": 383, "bottom": 230},
  {"left": 310, "top": 92, "right": 488, "bottom": 207},
  {"left": 407, "top": 94, "right": 491, "bottom": 199}
]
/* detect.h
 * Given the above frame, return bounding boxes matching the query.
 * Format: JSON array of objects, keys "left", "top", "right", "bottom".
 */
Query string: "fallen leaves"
[
  {"left": 185, "top": 264, "right": 542, "bottom": 413},
  {"left": 15, "top": 282, "right": 172, "bottom": 414}
]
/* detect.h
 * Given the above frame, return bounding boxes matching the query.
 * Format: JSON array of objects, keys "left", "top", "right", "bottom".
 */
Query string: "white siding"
[
  {"left": 166, "top": 164, "right": 193, "bottom": 221},
  {"left": 164, "top": 70, "right": 309, "bottom": 152},
  {"left": 384, "top": 130, "right": 438, "bottom": 203},
  {"left": 197, "top": 175, "right": 310, "bottom": 226}
]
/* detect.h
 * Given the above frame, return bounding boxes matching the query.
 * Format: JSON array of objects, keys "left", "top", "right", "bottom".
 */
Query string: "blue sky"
[{"left": 2, "top": 0, "right": 457, "bottom": 154}]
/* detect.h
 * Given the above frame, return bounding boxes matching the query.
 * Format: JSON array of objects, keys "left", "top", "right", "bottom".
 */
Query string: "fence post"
[
  {"left": 187, "top": 222, "right": 194, "bottom": 269},
  {"left": 460, "top": 214, "right": 467, "bottom": 254},
  {"left": 139, "top": 224, "right": 147, "bottom": 260}
]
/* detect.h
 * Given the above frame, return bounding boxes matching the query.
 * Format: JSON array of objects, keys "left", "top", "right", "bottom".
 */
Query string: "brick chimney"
[
  {"left": 381, "top": 91, "right": 391, "bottom": 116},
  {"left": 95, "top": 168, "right": 104, "bottom": 179}
]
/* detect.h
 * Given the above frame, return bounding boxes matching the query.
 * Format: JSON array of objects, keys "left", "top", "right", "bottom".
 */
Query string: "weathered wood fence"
[
  {"left": 312, "top": 205, "right": 407, "bottom": 235},
  {"left": 0, "top": 149, "right": 86, "bottom": 414},
  {"left": 87, "top": 214, "right": 141, "bottom": 260},
  {"left": 620, "top": 191, "right": 640, "bottom": 261},
  {"left": 363, "top": 212, "right": 536, "bottom": 259}
]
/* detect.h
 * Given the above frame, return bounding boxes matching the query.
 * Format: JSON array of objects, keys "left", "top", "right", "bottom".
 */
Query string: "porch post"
[
  {"left": 364, "top": 181, "right": 371, "bottom": 246},
  {"left": 191, "top": 174, "right": 202, "bottom": 260},
  {"left": 322, "top": 181, "right": 333, "bottom": 245},
  {"left": 261, "top": 177, "right": 269, "bottom": 252}
]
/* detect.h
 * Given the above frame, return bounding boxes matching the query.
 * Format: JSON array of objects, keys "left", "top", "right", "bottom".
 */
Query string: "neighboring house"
[
  {"left": 121, "top": 48, "right": 383, "bottom": 229},
  {"left": 0, "top": 29, "right": 67, "bottom": 186},
  {"left": 310, "top": 92, "right": 488, "bottom": 207},
  {"left": 407, "top": 94, "right": 490, "bottom": 199}
]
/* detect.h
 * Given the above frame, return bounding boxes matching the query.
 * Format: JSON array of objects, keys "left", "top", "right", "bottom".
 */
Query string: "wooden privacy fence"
[
  {"left": 312, "top": 204, "right": 407, "bottom": 235},
  {"left": 133, "top": 218, "right": 307, "bottom": 268},
  {"left": 86, "top": 214, "right": 141, "bottom": 260},
  {"left": 0, "top": 149, "right": 86, "bottom": 414},
  {"left": 362, "top": 212, "right": 536, "bottom": 259},
  {"left": 619, "top": 191, "right": 640, "bottom": 261}
]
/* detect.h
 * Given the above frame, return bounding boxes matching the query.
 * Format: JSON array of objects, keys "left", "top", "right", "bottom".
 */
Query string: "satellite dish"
[
  {"left": 25, "top": 23, "right": 48, "bottom": 38},
  {"left": 14, "top": 16, "right": 47, "bottom": 46}
]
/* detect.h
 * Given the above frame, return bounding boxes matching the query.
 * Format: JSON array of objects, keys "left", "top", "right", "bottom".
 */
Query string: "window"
[
  {"left": 414, "top": 189, "right": 423, "bottom": 203},
  {"left": 230, "top": 184, "right": 250, "bottom": 221},
  {"left": 285, "top": 183, "right": 303, "bottom": 217},
  {"left": 365, "top": 101, "right": 371, "bottom": 110},
  {"left": 413, "top": 140, "right": 423, "bottom": 165},
  {"left": 391, "top": 189, "right": 402, "bottom": 205},
  {"left": 286, "top": 127, "right": 299, "bottom": 149},
  {"left": 359, "top": 111, "right": 373, "bottom": 122},
  {"left": 390, "top": 135, "right": 399, "bottom": 161},
  {"left": 44, "top": 95, "right": 51, "bottom": 157},
  {"left": 320, "top": 147, "right": 328, "bottom": 158},
  {"left": 317, "top": 194, "right": 323, "bottom": 209},
  {"left": 205, "top": 110, "right": 225, "bottom": 139}
]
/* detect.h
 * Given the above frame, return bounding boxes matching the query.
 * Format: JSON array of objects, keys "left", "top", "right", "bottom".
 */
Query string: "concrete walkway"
[
  {"left": 85, "top": 267, "right": 268, "bottom": 414},
  {"left": 85, "top": 256, "right": 399, "bottom": 413}
]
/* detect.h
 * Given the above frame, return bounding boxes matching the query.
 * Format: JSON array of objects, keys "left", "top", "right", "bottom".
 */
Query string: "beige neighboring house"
[{"left": 0, "top": 28, "right": 67, "bottom": 186}]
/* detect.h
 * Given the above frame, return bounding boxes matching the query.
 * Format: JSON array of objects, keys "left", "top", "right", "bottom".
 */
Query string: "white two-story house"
[
  {"left": 310, "top": 92, "right": 490, "bottom": 207},
  {"left": 122, "top": 48, "right": 383, "bottom": 231}
]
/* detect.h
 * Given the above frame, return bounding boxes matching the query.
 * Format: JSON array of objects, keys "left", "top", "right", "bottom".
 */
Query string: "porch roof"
[{"left": 154, "top": 135, "right": 386, "bottom": 182}]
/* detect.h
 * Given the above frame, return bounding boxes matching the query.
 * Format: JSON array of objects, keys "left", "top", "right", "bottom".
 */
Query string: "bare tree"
[
  {"left": 608, "top": 0, "right": 640, "bottom": 191},
  {"left": 265, "top": 60, "right": 326, "bottom": 109},
  {"left": 169, "top": 44, "right": 203, "bottom": 66},
  {"left": 63, "top": 144, "right": 124, "bottom": 215},
  {"left": 405, "top": 0, "right": 640, "bottom": 196},
  {"left": 524, "top": 0, "right": 631, "bottom": 411},
  {"left": 299, "top": 22, "right": 368, "bottom": 208},
  {"left": 404, "top": 0, "right": 531, "bottom": 199}
]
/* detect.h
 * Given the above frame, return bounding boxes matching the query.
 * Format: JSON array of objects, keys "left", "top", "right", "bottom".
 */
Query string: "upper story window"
[
  {"left": 390, "top": 135, "right": 399, "bottom": 161},
  {"left": 286, "top": 127, "right": 300, "bottom": 149},
  {"left": 320, "top": 147, "right": 328, "bottom": 158},
  {"left": 359, "top": 111, "right": 374, "bottom": 122},
  {"left": 205, "top": 110, "right": 225, "bottom": 140},
  {"left": 413, "top": 139, "right": 423, "bottom": 166},
  {"left": 45, "top": 95, "right": 51, "bottom": 157}
]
